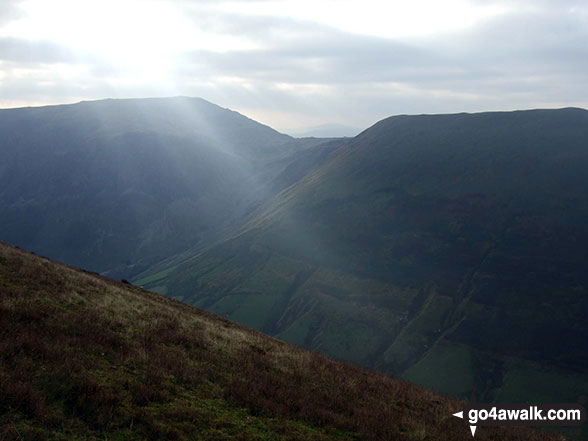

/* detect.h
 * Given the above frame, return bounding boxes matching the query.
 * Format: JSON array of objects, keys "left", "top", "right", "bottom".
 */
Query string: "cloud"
[
  {"left": 0, "top": 0, "right": 587, "bottom": 132},
  {"left": 0, "top": 37, "right": 78, "bottom": 63},
  {"left": 0, "top": 0, "right": 24, "bottom": 25},
  {"left": 175, "top": 6, "right": 586, "bottom": 93}
]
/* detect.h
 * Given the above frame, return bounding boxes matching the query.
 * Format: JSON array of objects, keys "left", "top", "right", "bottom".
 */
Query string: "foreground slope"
[
  {"left": 0, "top": 97, "right": 329, "bottom": 279},
  {"left": 0, "top": 242, "right": 564, "bottom": 441},
  {"left": 140, "top": 108, "right": 588, "bottom": 415}
]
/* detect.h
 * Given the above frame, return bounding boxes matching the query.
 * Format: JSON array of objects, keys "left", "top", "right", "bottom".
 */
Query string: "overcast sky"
[{"left": 0, "top": 0, "right": 587, "bottom": 134}]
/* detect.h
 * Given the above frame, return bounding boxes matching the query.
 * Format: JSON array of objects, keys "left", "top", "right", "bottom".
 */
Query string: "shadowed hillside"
[
  {"left": 0, "top": 241, "right": 566, "bottom": 440},
  {"left": 0, "top": 97, "right": 334, "bottom": 279},
  {"left": 137, "top": 108, "right": 588, "bottom": 434}
]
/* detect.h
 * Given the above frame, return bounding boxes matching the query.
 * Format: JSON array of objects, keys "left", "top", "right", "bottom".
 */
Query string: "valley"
[
  {"left": 0, "top": 240, "right": 567, "bottom": 440},
  {"left": 1, "top": 98, "right": 587, "bottom": 439},
  {"left": 135, "top": 108, "right": 588, "bottom": 425}
]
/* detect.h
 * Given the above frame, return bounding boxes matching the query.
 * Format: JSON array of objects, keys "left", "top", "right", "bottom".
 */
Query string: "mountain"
[
  {"left": 0, "top": 97, "right": 332, "bottom": 279},
  {"left": 0, "top": 241, "right": 566, "bottom": 440},
  {"left": 290, "top": 123, "right": 362, "bottom": 138},
  {"left": 3, "top": 99, "right": 587, "bottom": 438},
  {"left": 137, "top": 108, "right": 588, "bottom": 428}
]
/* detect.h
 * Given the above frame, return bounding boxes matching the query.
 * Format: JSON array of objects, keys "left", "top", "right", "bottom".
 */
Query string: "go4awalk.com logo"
[{"left": 452, "top": 403, "right": 585, "bottom": 437}]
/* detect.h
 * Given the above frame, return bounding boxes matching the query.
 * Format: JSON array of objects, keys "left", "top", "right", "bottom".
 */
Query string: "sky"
[{"left": 0, "top": 0, "right": 587, "bottom": 135}]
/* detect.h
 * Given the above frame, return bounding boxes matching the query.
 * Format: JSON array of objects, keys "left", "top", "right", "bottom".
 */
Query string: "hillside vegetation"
[
  {"left": 0, "top": 97, "right": 333, "bottom": 279},
  {"left": 0, "top": 241, "right": 565, "bottom": 441},
  {"left": 137, "top": 108, "right": 588, "bottom": 429}
]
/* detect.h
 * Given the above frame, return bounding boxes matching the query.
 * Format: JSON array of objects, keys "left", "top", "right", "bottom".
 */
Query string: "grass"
[
  {"left": 209, "top": 293, "right": 277, "bottom": 329},
  {"left": 492, "top": 360, "right": 588, "bottom": 441},
  {"left": 134, "top": 265, "right": 178, "bottom": 287},
  {"left": 383, "top": 293, "right": 453, "bottom": 371},
  {"left": 0, "top": 241, "right": 567, "bottom": 441},
  {"left": 277, "top": 311, "right": 317, "bottom": 346},
  {"left": 138, "top": 110, "right": 588, "bottom": 418},
  {"left": 401, "top": 341, "right": 475, "bottom": 397},
  {"left": 494, "top": 358, "right": 588, "bottom": 403}
]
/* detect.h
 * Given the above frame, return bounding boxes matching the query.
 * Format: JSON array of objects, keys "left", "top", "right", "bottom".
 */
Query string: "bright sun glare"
[
  {"left": 0, "top": 0, "right": 509, "bottom": 92},
  {"left": 2, "top": 0, "right": 256, "bottom": 84}
]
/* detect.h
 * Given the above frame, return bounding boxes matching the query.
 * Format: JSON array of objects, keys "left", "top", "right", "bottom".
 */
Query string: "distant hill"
[
  {"left": 3, "top": 98, "right": 587, "bottom": 439},
  {"left": 0, "top": 97, "right": 333, "bottom": 278},
  {"left": 138, "top": 108, "right": 588, "bottom": 434},
  {"left": 290, "top": 123, "right": 362, "bottom": 138},
  {"left": 0, "top": 241, "right": 564, "bottom": 440}
]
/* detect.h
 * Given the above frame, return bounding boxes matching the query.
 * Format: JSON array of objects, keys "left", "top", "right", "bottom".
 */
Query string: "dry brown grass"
[{"left": 0, "top": 241, "right": 567, "bottom": 441}]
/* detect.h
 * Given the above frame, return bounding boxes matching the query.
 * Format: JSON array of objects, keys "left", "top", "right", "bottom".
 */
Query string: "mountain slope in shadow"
[
  {"left": 140, "top": 108, "right": 588, "bottom": 431},
  {"left": 0, "top": 97, "right": 334, "bottom": 279},
  {"left": 0, "top": 241, "right": 567, "bottom": 440}
]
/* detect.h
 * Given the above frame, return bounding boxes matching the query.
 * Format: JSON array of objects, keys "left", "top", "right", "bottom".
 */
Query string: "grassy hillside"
[
  {"left": 0, "top": 97, "right": 334, "bottom": 279},
  {"left": 137, "top": 108, "right": 588, "bottom": 429},
  {"left": 0, "top": 241, "right": 567, "bottom": 440}
]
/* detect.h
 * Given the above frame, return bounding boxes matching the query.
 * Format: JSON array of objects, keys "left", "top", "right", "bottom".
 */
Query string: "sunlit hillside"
[
  {"left": 0, "top": 241, "right": 566, "bottom": 440},
  {"left": 138, "top": 108, "right": 588, "bottom": 439},
  {"left": 0, "top": 97, "right": 333, "bottom": 280}
]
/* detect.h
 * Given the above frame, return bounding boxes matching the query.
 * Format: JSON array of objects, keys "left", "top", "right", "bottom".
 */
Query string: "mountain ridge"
[
  {"left": 0, "top": 96, "right": 336, "bottom": 279},
  {"left": 0, "top": 240, "right": 570, "bottom": 440},
  {"left": 138, "top": 107, "right": 588, "bottom": 433},
  {"left": 1, "top": 98, "right": 587, "bottom": 439}
]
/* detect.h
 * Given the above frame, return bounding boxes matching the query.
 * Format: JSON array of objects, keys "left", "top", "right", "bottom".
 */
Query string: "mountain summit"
[
  {"left": 139, "top": 108, "right": 588, "bottom": 423},
  {"left": 0, "top": 97, "right": 320, "bottom": 278},
  {"left": 2, "top": 99, "right": 587, "bottom": 439}
]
